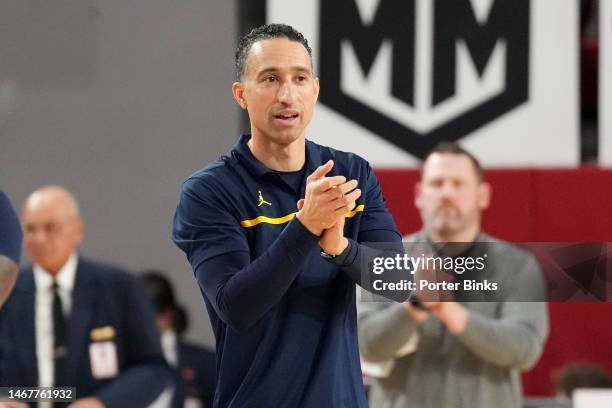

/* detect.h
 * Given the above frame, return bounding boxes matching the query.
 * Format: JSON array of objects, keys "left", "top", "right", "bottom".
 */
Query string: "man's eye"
[
  {"left": 297, "top": 76, "right": 306, "bottom": 82},
  {"left": 265, "top": 76, "right": 277, "bottom": 82},
  {"left": 45, "top": 223, "right": 60, "bottom": 234}
]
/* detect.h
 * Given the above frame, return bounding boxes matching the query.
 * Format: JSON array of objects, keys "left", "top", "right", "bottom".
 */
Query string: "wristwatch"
[
  {"left": 320, "top": 240, "right": 351, "bottom": 261},
  {"left": 320, "top": 250, "right": 338, "bottom": 260}
]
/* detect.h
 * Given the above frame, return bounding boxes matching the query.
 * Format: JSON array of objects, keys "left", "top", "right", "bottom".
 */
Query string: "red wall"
[{"left": 375, "top": 167, "right": 612, "bottom": 396}]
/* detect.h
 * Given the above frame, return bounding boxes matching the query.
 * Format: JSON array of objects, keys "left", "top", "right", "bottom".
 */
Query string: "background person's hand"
[
  {"left": 422, "top": 301, "right": 470, "bottom": 335},
  {"left": 408, "top": 243, "right": 455, "bottom": 303},
  {"left": 403, "top": 301, "right": 430, "bottom": 322}
]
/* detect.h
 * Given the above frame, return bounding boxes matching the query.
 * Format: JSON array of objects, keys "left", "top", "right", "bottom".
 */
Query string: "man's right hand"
[
  {"left": 296, "top": 160, "right": 361, "bottom": 236},
  {"left": 404, "top": 301, "right": 430, "bottom": 322}
]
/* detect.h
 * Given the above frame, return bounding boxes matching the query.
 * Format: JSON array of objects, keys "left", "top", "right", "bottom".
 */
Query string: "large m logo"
[{"left": 319, "top": 0, "right": 530, "bottom": 158}]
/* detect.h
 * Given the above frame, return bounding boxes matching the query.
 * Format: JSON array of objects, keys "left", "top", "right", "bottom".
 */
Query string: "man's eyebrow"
[
  {"left": 256, "top": 67, "right": 278, "bottom": 76},
  {"left": 292, "top": 65, "right": 312, "bottom": 73},
  {"left": 256, "top": 65, "right": 313, "bottom": 76}
]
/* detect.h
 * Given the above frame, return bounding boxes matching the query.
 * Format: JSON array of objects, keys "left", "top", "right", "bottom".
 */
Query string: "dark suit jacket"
[
  {"left": 0, "top": 257, "right": 171, "bottom": 407},
  {"left": 171, "top": 341, "right": 216, "bottom": 408}
]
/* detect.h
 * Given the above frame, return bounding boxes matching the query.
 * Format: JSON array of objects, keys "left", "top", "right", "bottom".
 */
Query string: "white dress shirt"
[
  {"left": 148, "top": 330, "right": 178, "bottom": 408},
  {"left": 33, "top": 251, "right": 78, "bottom": 391},
  {"left": 161, "top": 329, "right": 178, "bottom": 368}
]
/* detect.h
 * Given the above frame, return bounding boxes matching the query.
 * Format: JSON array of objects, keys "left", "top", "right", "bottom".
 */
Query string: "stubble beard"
[{"left": 427, "top": 207, "right": 464, "bottom": 240}]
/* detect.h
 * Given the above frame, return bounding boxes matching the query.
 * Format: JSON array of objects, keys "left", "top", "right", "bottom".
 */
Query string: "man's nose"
[
  {"left": 439, "top": 181, "right": 456, "bottom": 198},
  {"left": 28, "top": 229, "right": 47, "bottom": 243},
  {"left": 277, "top": 81, "right": 295, "bottom": 104}
]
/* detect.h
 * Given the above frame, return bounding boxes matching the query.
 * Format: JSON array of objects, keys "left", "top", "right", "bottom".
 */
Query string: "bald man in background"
[
  {"left": 0, "top": 191, "right": 22, "bottom": 309},
  {"left": 0, "top": 186, "right": 170, "bottom": 408}
]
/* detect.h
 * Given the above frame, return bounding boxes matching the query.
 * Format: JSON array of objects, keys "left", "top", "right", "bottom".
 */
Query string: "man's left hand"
[
  {"left": 422, "top": 301, "right": 470, "bottom": 335},
  {"left": 297, "top": 172, "right": 357, "bottom": 256},
  {"left": 297, "top": 198, "right": 348, "bottom": 255},
  {"left": 319, "top": 218, "right": 348, "bottom": 256}
]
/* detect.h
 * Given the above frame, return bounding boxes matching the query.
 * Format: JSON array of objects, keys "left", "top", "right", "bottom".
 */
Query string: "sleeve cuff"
[{"left": 329, "top": 238, "right": 359, "bottom": 267}]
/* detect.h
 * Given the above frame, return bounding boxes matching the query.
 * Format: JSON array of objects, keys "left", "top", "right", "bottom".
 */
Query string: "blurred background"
[
  {"left": 0, "top": 0, "right": 239, "bottom": 347},
  {"left": 1, "top": 0, "right": 610, "bottom": 399}
]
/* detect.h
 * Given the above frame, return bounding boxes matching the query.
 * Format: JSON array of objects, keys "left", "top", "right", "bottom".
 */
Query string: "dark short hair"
[
  {"left": 141, "top": 270, "right": 176, "bottom": 313},
  {"left": 235, "top": 23, "right": 313, "bottom": 81},
  {"left": 554, "top": 363, "right": 612, "bottom": 397},
  {"left": 421, "top": 142, "right": 484, "bottom": 181},
  {"left": 140, "top": 270, "right": 191, "bottom": 335}
]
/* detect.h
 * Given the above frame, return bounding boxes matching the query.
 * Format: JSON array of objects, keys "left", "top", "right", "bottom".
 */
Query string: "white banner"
[
  {"left": 266, "top": 0, "right": 579, "bottom": 166},
  {"left": 601, "top": 0, "right": 612, "bottom": 166}
]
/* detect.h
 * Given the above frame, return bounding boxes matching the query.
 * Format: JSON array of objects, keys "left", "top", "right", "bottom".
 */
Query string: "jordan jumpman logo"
[{"left": 258, "top": 191, "right": 272, "bottom": 207}]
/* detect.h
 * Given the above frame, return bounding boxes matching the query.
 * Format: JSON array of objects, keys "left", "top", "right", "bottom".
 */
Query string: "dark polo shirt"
[
  {"left": 173, "top": 134, "right": 400, "bottom": 408},
  {"left": 0, "top": 191, "right": 22, "bottom": 264}
]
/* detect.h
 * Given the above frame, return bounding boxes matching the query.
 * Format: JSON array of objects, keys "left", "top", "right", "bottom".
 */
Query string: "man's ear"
[
  {"left": 74, "top": 218, "right": 85, "bottom": 247},
  {"left": 414, "top": 182, "right": 423, "bottom": 210},
  {"left": 477, "top": 182, "right": 491, "bottom": 211},
  {"left": 232, "top": 82, "right": 247, "bottom": 110},
  {"left": 313, "top": 76, "right": 320, "bottom": 102}
]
